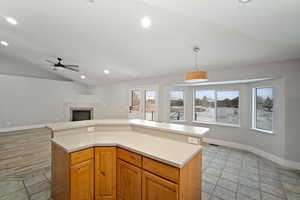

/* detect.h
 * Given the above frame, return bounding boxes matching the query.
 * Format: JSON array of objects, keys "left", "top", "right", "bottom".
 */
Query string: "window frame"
[
  {"left": 144, "top": 89, "right": 156, "bottom": 121},
  {"left": 169, "top": 90, "right": 185, "bottom": 122},
  {"left": 192, "top": 89, "right": 240, "bottom": 127},
  {"left": 252, "top": 87, "right": 274, "bottom": 134},
  {"left": 130, "top": 89, "right": 141, "bottom": 111}
]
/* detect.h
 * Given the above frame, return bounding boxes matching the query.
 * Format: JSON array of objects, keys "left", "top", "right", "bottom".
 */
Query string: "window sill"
[
  {"left": 192, "top": 121, "right": 240, "bottom": 128},
  {"left": 169, "top": 120, "right": 186, "bottom": 123},
  {"left": 250, "top": 128, "right": 274, "bottom": 135}
]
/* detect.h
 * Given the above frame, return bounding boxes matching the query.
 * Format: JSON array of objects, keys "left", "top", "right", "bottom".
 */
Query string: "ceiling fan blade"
[
  {"left": 64, "top": 64, "right": 79, "bottom": 68},
  {"left": 64, "top": 66, "right": 80, "bottom": 72},
  {"left": 45, "top": 60, "right": 56, "bottom": 64}
]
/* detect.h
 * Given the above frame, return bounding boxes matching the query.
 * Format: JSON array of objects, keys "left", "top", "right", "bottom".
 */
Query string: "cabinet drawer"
[
  {"left": 142, "top": 157, "right": 179, "bottom": 183},
  {"left": 70, "top": 148, "right": 94, "bottom": 165},
  {"left": 117, "top": 148, "right": 142, "bottom": 167}
]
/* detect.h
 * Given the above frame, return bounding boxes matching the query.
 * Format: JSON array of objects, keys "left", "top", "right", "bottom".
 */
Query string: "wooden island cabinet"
[
  {"left": 52, "top": 145, "right": 201, "bottom": 200},
  {"left": 95, "top": 147, "right": 117, "bottom": 200},
  {"left": 70, "top": 159, "right": 94, "bottom": 200},
  {"left": 117, "top": 159, "right": 142, "bottom": 200}
]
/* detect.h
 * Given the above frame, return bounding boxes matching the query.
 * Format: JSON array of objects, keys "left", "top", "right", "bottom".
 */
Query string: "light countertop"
[
  {"left": 47, "top": 119, "right": 209, "bottom": 138},
  {"left": 51, "top": 131, "right": 202, "bottom": 168}
]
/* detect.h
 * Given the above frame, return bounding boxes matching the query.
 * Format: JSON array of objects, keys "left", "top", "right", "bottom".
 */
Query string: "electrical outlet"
[
  {"left": 87, "top": 127, "right": 95, "bottom": 132},
  {"left": 188, "top": 137, "right": 199, "bottom": 144}
]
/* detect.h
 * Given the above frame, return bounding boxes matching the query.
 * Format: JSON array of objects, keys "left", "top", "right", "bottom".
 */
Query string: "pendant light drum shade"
[
  {"left": 184, "top": 71, "right": 208, "bottom": 83},
  {"left": 184, "top": 47, "right": 208, "bottom": 83}
]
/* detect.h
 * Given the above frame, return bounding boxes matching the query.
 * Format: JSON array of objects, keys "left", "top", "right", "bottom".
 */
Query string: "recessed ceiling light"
[
  {"left": 0, "top": 41, "right": 8, "bottom": 46},
  {"left": 239, "top": 0, "right": 251, "bottom": 3},
  {"left": 5, "top": 17, "right": 18, "bottom": 25},
  {"left": 141, "top": 17, "right": 151, "bottom": 29},
  {"left": 80, "top": 75, "right": 86, "bottom": 79},
  {"left": 104, "top": 70, "right": 110, "bottom": 74}
]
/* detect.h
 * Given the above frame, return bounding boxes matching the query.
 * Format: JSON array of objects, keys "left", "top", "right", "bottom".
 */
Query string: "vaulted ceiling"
[{"left": 0, "top": 0, "right": 300, "bottom": 85}]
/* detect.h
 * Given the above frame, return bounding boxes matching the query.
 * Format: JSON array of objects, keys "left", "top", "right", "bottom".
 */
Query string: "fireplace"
[{"left": 70, "top": 107, "right": 94, "bottom": 121}]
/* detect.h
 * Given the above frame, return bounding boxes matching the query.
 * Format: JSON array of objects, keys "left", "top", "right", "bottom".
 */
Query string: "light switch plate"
[
  {"left": 188, "top": 137, "right": 198, "bottom": 144},
  {"left": 87, "top": 127, "right": 95, "bottom": 132}
]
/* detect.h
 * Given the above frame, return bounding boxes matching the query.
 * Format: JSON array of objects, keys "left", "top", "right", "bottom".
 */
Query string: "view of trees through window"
[
  {"left": 216, "top": 91, "right": 239, "bottom": 124},
  {"left": 255, "top": 87, "right": 273, "bottom": 131},
  {"left": 132, "top": 87, "right": 274, "bottom": 131},
  {"left": 194, "top": 90, "right": 239, "bottom": 125},
  {"left": 194, "top": 90, "right": 215, "bottom": 123},
  {"left": 145, "top": 90, "right": 156, "bottom": 121},
  {"left": 169, "top": 91, "right": 184, "bottom": 121}
]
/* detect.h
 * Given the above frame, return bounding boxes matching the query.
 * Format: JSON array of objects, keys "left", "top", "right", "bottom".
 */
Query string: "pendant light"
[{"left": 184, "top": 47, "right": 208, "bottom": 83}]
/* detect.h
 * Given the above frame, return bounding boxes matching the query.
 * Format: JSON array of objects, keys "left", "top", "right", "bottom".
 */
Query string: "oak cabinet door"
[
  {"left": 70, "top": 159, "right": 94, "bottom": 200},
  {"left": 142, "top": 171, "right": 178, "bottom": 200},
  {"left": 95, "top": 147, "right": 117, "bottom": 200},
  {"left": 117, "top": 159, "right": 142, "bottom": 200}
]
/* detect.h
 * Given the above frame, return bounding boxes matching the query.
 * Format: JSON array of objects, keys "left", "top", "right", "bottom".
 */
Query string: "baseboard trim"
[{"left": 203, "top": 138, "right": 300, "bottom": 170}]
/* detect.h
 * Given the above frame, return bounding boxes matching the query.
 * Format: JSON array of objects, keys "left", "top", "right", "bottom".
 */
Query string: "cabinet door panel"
[
  {"left": 117, "top": 159, "right": 142, "bottom": 200},
  {"left": 70, "top": 159, "right": 94, "bottom": 200},
  {"left": 142, "top": 171, "right": 178, "bottom": 200},
  {"left": 95, "top": 147, "right": 117, "bottom": 200}
]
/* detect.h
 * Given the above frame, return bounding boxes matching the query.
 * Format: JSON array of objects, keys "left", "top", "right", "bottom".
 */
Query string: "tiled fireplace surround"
[{"left": 65, "top": 102, "right": 96, "bottom": 122}]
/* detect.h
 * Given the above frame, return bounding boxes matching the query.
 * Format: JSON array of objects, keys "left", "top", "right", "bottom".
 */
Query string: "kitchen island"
[{"left": 48, "top": 120, "right": 209, "bottom": 200}]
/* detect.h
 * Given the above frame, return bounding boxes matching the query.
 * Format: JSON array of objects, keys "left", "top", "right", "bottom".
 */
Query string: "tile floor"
[
  {"left": 0, "top": 167, "right": 51, "bottom": 200},
  {"left": 0, "top": 143, "right": 299, "bottom": 200},
  {"left": 202, "top": 144, "right": 300, "bottom": 200}
]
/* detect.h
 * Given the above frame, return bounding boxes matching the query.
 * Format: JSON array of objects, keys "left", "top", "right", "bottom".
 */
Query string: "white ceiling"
[{"left": 0, "top": 0, "right": 300, "bottom": 85}]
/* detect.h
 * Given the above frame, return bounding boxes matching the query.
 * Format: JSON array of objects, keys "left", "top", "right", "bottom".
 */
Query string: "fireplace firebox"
[{"left": 70, "top": 107, "right": 94, "bottom": 121}]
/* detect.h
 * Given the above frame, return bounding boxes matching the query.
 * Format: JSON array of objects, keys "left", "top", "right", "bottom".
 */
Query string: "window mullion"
[{"left": 215, "top": 90, "right": 217, "bottom": 123}]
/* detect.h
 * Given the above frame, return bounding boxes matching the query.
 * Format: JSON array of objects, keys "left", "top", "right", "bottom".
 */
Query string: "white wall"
[
  {"left": 283, "top": 65, "right": 300, "bottom": 163},
  {"left": 2, "top": 55, "right": 298, "bottom": 165},
  {"left": 0, "top": 74, "right": 88, "bottom": 129},
  {"left": 185, "top": 79, "right": 285, "bottom": 160},
  {"left": 0, "top": 54, "right": 70, "bottom": 81},
  {"left": 90, "top": 75, "right": 182, "bottom": 120},
  {"left": 89, "top": 59, "right": 300, "bottom": 164}
]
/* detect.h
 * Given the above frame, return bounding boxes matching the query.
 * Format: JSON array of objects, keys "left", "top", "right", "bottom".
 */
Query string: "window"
[
  {"left": 194, "top": 90, "right": 239, "bottom": 126},
  {"left": 194, "top": 90, "right": 215, "bottom": 123},
  {"left": 144, "top": 90, "right": 156, "bottom": 121},
  {"left": 131, "top": 90, "right": 141, "bottom": 111},
  {"left": 216, "top": 91, "right": 239, "bottom": 125},
  {"left": 253, "top": 87, "right": 273, "bottom": 132},
  {"left": 169, "top": 91, "right": 184, "bottom": 121}
]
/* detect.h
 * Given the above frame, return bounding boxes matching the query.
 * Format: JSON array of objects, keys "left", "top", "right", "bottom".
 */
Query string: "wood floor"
[{"left": 0, "top": 128, "right": 51, "bottom": 179}]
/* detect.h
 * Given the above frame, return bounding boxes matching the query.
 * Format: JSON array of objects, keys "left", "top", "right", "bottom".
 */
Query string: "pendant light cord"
[{"left": 194, "top": 47, "right": 200, "bottom": 71}]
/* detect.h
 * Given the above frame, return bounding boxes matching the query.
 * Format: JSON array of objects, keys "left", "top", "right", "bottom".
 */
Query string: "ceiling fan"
[{"left": 46, "top": 57, "right": 79, "bottom": 72}]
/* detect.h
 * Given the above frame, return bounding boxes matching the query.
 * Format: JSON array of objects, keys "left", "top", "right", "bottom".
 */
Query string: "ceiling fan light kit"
[{"left": 184, "top": 47, "right": 208, "bottom": 83}]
